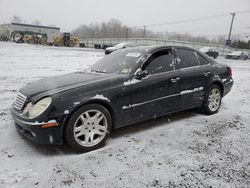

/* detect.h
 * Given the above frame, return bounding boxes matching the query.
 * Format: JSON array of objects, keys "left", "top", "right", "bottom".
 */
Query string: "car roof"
[{"left": 126, "top": 45, "right": 197, "bottom": 53}]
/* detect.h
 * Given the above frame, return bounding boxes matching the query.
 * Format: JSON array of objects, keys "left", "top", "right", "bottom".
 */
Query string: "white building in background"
[{"left": 0, "top": 23, "right": 60, "bottom": 43}]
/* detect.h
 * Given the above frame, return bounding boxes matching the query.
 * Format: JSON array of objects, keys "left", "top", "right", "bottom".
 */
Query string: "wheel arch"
[
  {"left": 62, "top": 99, "right": 116, "bottom": 140},
  {"left": 209, "top": 81, "right": 224, "bottom": 96},
  {"left": 84, "top": 99, "right": 116, "bottom": 124}
]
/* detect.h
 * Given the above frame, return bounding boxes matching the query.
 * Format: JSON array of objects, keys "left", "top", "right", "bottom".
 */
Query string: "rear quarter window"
[{"left": 197, "top": 53, "right": 210, "bottom": 65}]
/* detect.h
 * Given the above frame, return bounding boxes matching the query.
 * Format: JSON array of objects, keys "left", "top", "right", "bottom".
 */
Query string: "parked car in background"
[
  {"left": 105, "top": 42, "right": 134, "bottom": 54},
  {"left": 199, "top": 47, "right": 219, "bottom": 59},
  {"left": 0, "top": 34, "right": 9, "bottom": 41},
  {"left": 225, "top": 51, "right": 248, "bottom": 60},
  {"left": 11, "top": 45, "right": 233, "bottom": 152},
  {"left": 0, "top": 29, "right": 9, "bottom": 41}
]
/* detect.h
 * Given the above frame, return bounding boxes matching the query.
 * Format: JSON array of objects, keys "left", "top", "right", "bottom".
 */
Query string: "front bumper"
[{"left": 11, "top": 107, "right": 64, "bottom": 145}]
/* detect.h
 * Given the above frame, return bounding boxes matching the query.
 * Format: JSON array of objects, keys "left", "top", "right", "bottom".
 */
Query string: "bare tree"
[
  {"left": 72, "top": 18, "right": 225, "bottom": 45},
  {"left": 48, "top": 24, "right": 58, "bottom": 27},
  {"left": 10, "top": 15, "right": 24, "bottom": 23},
  {"left": 31, "top": 20, "right": 42, "bottom": 26}
]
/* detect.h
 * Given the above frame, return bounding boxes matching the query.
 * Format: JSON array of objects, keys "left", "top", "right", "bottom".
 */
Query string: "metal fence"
[{"left": 80, "top": 38, "right": 250, "bottom": 56}]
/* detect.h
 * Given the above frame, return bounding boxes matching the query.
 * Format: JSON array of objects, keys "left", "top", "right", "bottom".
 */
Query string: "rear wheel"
[
  {"left": 201, "top": 85, "right": 222, "bottom": 115},
  {"left": 65, "top": 104, "right": 112, "bottom": 152}
]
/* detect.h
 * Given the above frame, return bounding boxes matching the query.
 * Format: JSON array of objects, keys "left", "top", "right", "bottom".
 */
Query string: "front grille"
[{"left": 14, "top": 92, "right": 27, "bottom": 110}]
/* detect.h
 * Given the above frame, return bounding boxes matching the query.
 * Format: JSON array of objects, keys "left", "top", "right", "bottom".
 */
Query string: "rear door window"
[{"left": 175, "top": 48, "right": 199, "bottom": 69}]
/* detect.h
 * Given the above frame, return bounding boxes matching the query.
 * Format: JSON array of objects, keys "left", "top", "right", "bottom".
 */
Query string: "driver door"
[{"left": 126, "top": 48, "right": 181, "bottom": 121}]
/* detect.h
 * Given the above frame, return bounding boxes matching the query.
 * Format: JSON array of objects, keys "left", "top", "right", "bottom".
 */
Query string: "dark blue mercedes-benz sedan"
[{"left": 11, "top": 45, "right": 233, "bottom": 152}]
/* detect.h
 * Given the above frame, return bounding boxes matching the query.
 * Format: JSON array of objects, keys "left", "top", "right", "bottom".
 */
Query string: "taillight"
[{"left": 227, "top": 67, "right": 232, "bottom": 77}]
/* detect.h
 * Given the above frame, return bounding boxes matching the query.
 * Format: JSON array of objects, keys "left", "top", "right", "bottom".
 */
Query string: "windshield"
[{"left": 89, "top": 48, "right": 147, "bottom": 74}]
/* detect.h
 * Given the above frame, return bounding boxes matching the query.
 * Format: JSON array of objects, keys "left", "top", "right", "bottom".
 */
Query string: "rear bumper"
[
  {"left": 11, "top": 108, "right": 64, "bottom": 145},
  {"left": 223, "top": 78, "right": 233, "bottom": 97}
]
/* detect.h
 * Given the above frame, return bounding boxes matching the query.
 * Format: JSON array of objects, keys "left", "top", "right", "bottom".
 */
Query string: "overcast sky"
[{"left": 0, "top": 0, "right": 249, "bottom": 38}]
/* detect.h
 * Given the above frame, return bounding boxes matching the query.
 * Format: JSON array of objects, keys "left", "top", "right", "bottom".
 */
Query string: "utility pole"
[
  {"left": 125, "top": 27, "right": 128, "bottom": 39},
  {"left": 226, "top": 12, "right": 236, "bottom": 46},
  {"left": 91, "top": 30, "right": 94, "bottom": 44},
  {"left": 143, "top": 26, "right": 146, "bottom": 38}
]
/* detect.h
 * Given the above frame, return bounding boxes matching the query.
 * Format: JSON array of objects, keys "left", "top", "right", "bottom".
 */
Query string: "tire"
[
  {"left": 201, "top": 85, "right": 222, "bottom": 115},
  {"left": 28, "top": 38, "right": 35, "bottom": 44},
  {"left": 64, "top": 104, "right": 112, "bottom": 152},
  {"left": 68, "top": 41, "right": 74, "bottom": 47}
]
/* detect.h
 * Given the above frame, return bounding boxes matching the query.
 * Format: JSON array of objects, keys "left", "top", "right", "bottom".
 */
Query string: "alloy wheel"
[
  {"left": 208, "top": 88, "right": 221, "bottom": 112},
  {"left": 73, "top": 110, "right": 108, "bottom": 147}
]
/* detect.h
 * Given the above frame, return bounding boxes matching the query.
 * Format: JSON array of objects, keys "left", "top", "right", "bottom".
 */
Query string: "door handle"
[
  {"left": 203, "top": 71, "right": 210, "bottom": 76},
  {"left": 171, "top": 77, "right": 180, "bottom": 83}
]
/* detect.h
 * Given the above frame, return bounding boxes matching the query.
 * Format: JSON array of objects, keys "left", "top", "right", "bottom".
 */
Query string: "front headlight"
[{"left": 23, "top": 97, "right": 52, "bottom": 118}]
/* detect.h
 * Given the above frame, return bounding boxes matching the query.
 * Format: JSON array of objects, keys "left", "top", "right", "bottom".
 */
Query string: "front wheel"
[
  {"left": 65, "top": 104, "right": 112, "bottom": 152},
  {"left": 201, "top": 85, "right": 222, "bottom": 115}
]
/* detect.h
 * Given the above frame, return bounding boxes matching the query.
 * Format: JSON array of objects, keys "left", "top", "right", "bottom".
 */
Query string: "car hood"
[{"left": 20, "top": 71, "right": 120, "bottom": 99}]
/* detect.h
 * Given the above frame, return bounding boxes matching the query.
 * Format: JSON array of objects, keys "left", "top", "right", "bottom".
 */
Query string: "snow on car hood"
[
  {"left": 106, "top": 46, "right": 116, "bottom": 50},
  {"left": 19, "top": 71, "right": 116, "bottom": 98},
  {"left": 199, "top": 47, "right": 211, "bottom": 52},
  {"left": 228, "top": 51, "right": 242, "bottom": 56}
]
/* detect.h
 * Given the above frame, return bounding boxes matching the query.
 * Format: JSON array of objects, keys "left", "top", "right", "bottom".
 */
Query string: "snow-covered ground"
[{"left": 0, "top": 41, "right": 250, "bottom": 187}]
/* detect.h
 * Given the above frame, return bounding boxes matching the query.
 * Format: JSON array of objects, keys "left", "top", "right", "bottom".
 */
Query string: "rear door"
[{"left": 175, "top": 48, "right": 212, "bottom": 108}]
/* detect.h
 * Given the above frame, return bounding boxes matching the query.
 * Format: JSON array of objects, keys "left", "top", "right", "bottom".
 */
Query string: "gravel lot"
[{"left": 0, "top": 41, "right": 250, "bottom": 187}]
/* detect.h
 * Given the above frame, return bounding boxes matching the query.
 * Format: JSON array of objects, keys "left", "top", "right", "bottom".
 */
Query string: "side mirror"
[{"left": 135, "top": 70, "right": 148, "bottom": 79}]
